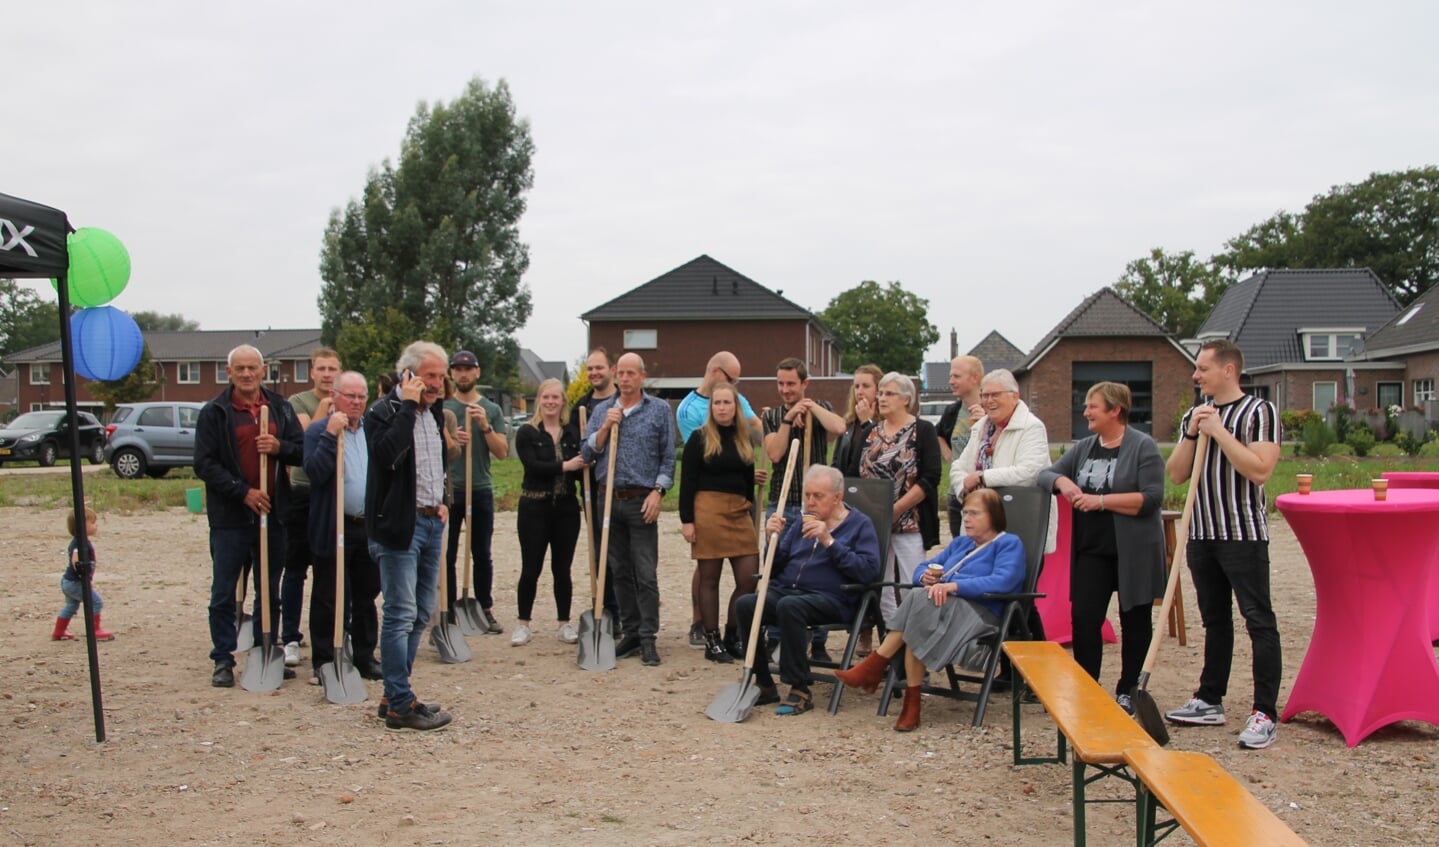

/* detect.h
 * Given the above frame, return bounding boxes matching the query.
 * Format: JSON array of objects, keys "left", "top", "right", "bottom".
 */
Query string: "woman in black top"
[
  {"left": 679, "top": 385, "right": 758, "bottom": 663},
  {"left": 512, "top": 378, "right": 588, "bottom": 647}
]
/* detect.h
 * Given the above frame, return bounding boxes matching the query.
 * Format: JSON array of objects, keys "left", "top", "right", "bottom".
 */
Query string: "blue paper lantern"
[{"left": 71, "top": 307, "right": 143, "bottom": 382}]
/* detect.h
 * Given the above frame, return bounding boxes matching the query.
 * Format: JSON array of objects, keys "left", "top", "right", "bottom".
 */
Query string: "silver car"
[{"left": 104, "top": 401, "right": 205, "bottom": 479}]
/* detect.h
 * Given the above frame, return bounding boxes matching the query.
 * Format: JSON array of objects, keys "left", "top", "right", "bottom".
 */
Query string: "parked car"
[
  {"left": 0, "top": 410, "right": 107, "bottom": 467},
  {"left": 104, "top": 401, "right": 205, "bottom": 479},
  {"left": 919, "top": 400, "right": 951, "bottom": 425}
]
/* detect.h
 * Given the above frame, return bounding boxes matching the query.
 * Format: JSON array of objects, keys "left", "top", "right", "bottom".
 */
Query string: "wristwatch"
[{"left": 654, "top": 485, "right": 667, "bottom": 496}]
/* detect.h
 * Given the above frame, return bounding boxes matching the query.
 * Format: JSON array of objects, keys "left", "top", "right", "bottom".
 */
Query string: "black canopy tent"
[{"left": 1, "top": 191, "right": 107, "bottom": 742}]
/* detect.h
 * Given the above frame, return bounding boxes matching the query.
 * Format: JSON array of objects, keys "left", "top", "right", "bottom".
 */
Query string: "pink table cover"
[
  {"left": 1277, "top": 488, "right": 1439, "bottom": 746},
  {"left": 1036, "top": 498, "right": 1117, "bottom": 646},
  {"left": 1381, "top": 471, "right": 1439, "bottom": 489}
]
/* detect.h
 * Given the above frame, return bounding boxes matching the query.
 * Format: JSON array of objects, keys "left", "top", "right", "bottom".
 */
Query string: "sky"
[{"left": 7, "top": 1, "right": 1438, "bottom": 377}]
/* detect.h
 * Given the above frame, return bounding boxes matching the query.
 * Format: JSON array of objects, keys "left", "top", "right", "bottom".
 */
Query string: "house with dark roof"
[
  {"left": 6, "top": 328, "right": 323, "bottom": 414},
  {"left": 922, "top": 330, "right": 1027, "bottom": 398},
  {"left": 1195, "top": 269, "right": 1401, "bottom": 414},
  {"left": 1355, "top": 282, "right": 1439, "bottom": 417},
  {"left": 581, "top": 255, "right": 842, "bottom": 403},
  {"left": 1014, "top": 287, "right": 1196, "bottom": 441}
]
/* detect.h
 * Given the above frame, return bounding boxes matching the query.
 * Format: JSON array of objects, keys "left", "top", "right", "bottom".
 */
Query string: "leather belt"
[
  {"left": 417, "top": 505, "right": 443, "bottom": 517},
  {"left": 609, "top": 486, "right": 651, "bottom": 501},
  {"left": 344, "top": 514, "right": 366, "bottom": 524}
]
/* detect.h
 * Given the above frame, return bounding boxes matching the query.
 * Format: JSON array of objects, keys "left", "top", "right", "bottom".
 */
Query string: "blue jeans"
[
  {"left": 207, "top": 522, "right": 286, "bottom": 666},
  {"left": 59, "top": 576, "right": 103, "bottom": 618},
  {"left": 370, "top": 514, "right": 442, "bottom": 712}
]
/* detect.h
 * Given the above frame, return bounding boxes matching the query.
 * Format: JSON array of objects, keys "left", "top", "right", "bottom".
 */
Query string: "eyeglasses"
[
  {"left": 961, "top": 509, "right": 984, "bottom": 518},
  {"left": 336, "top": 392, "right": 368, "bottom": 403},
  {"left": 877, "top": 390, "right": 903, "bottom": 398},
  {"left": 718, "top": 367, "right": 737, "bottom": 385},
  {"left": 979, "top": 391, "right": 1009, "bottom": 401}
]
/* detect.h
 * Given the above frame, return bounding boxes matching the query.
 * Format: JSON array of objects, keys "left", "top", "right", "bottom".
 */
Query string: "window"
[
  {"left": 137, "top": 406, "right": 175, "bottom": 427},
  {"left": 177, "top": 361, "right": 201, "bottom": 384},
  {"left": 216, "top": 362, "right": 227, "bottom": 383},
  {"left": 179, "top": 406, "right": 200, "bottom": 428},
  {"left": 1377, "top": 382, "right": 1403, "bottom": 410},
  {"left": 294, "top": 361, "right": 309, "bottom": 384},
  {"left": 623, "top": 329, "right": 657, "bottom": 349},
  {"left": 1313, "top": 381, "right": 1338, "bottom": 413},
  {"left": 1071, "top": 361, "right": 1154, "bottom": 434},
  {"left": 1415, "top": 379, "right": 1436, "bottom": 403},
  {"left": 267, "top": 362, "right": 282, "bottom": 384},
  {"left": 29, "top": 403, "right": 42, "bottom": 412},
  {"left": 29, "top": 363, "right": 49, "bottom": 385},
  {"left": 1301, "top": 330, "right": 1364, "bottom": 361}
]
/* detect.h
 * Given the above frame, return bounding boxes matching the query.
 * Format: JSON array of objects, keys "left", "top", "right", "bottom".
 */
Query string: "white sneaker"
[
  {"left": 1238, "top": 711, "right": 1278, "bottom": 749},
  {"left": 283, "top": 641, "right": 301, "bottom": 667},
  {"left": 510, "top": 624, "right": 531, "bottom": 646},
  {"left": 557, "top": 622, "right": 578, "bottom": 644}
]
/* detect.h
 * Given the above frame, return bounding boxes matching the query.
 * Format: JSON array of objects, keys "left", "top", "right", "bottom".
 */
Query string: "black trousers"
[
  {"left": 1186, "top": 540, "right": 1282, "bottom": 719},
  {"left": 1071, "top": 551, "right": 1152, "bottom": 695},
  {"left": 516, "top": 495, "right": 581, "bottom": 621},
  {"left": 308, "top": 518, "right": 381, "bottom": 670},
  {"left": 280, "top": 485, "right": 312, "bottom": 645}
]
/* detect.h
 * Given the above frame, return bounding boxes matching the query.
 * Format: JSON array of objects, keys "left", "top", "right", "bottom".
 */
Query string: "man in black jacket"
[
  {"left": 195, "top": 345, "right": 305, "bottom": 688},
  {"left": 365, "top": 341, "right": 454, "bottom": 732}
]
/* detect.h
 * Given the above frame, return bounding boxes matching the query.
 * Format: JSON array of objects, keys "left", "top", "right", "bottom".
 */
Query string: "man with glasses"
[
  {"left": 301, "top": 371, "right": 383, "bottom": 681},
  {"left": 675, "top": 351, "right": 764, "bottom": 648}
]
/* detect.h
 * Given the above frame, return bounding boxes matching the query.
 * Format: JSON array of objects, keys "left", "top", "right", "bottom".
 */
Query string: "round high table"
[
  {"left": 1381, "top": 472, "right": 1439, "bottom": 638},
  {"left": 1277, "top": 488, "right": 1439, "bottom": 746}
]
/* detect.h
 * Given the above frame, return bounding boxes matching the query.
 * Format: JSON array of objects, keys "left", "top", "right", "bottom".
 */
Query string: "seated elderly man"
[{"left": 736, "top": 465, "right": 882, "bottom": 716}]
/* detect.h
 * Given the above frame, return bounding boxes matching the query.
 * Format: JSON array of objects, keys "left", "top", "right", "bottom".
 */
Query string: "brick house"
[
  {"left": 1354, "top": 282, "right": 1439, "bottom": 421},
  {"left": 582, "top": 255, "right": 848, "bottom": 411},
  {"left": 1195, "top": 269, "right": 1401, "bottom": 414},
  {"left": 6, "top": 328, "right": 322, "bottom": 415},
  {"left": 1013, "top": 287, "right": 1195, "bottom": 441}
]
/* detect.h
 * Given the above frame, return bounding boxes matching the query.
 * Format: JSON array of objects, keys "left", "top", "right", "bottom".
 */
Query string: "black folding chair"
[{"left": 875, "top": 485, "right": 1051, "bottom": 726}]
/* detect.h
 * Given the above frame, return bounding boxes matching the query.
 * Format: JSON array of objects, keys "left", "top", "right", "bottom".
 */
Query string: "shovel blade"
[
  {"left": 319, "top": 638, "right": 369, "bottom": 705},
  {"left": 706, "top": 671, "right": 761, "bottom": 723},
  {"left": 239, "top": 642, "right": 285, "bottom": 692},
  {"left": 1132, "top": 685, "right": 1170, "bottom": 746},
  {"left": 429, "top": 616, "right": 472, "bottom": 664},
  {"left": 576, "top": 609, "right": 616, "bottom": 671},
  {"left": 235, "top": 610, "right": 254, "bottom": 653},
  {"left": 454, "top": 596, "right": 486, "bottom": 636}
]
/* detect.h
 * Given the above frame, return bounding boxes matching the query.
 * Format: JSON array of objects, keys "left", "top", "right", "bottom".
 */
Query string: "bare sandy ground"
[{"left": 3, "top": 505, "right": 1438, "bottom": 846}]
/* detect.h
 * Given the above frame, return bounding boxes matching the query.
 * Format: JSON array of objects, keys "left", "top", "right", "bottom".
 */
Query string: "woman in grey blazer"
[{"left": 1038, "top": 382, "right": 1166, "bottom": 714}]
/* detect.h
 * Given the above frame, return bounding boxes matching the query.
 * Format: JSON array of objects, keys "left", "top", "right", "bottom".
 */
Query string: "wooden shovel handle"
[
  {"left": 1141, "top": 433, "right": 1209, "bottom": 675},
  {"left": 334, "top": 430, "right": 346, "bottom": 648},
  {"left": 740, "top": 440, "right": 802, "bottom": 670},
  {"left": 578, "top": 408, "right": 598, "bottom": 600},
  {"left": 593, "top": 419, "right": 620, "bottom": 620},
  {"left": 258, "top": 405, "right": 272, "bottom": 640}
]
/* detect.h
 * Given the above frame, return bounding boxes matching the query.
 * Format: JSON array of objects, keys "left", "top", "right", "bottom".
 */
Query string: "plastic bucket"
[{"left": 185, "top": 487, "right": 204, "bottom": 514}]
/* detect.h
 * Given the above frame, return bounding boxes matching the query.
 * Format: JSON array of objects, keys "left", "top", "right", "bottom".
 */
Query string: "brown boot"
[
  {"left": 92, "top": 615, "right": 114, "bottom": 641},
  {"left": 834, "top": 650, "right": 889, "bottom": 694},
  {"left": 894, "top": 685, "right": 922, "bottom": 732},
  {"left": 51, "top": 617, "right": 75, "bottom": 641}
]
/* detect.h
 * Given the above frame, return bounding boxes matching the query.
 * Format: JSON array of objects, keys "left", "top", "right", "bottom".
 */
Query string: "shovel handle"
[
  {"left": 740, "top": 440, "right": 802, "bottom": 671},
  {"left": 1140, "top": 433, "right": 1209, "bottom": 677},
  {"left": 257, "top": 405, "right": 272, "bottom": 641},
  {"left": 463, "top": 410, "right": 474, "bottom": 591},
  {"left": 594, "top": 419, "right": 620, "bottom": 621},
  {"left": 334, "top": 429, "right": 346, "bottom": 649},
  {"left": 578, "top": 408, "right": 598, "bottom": 600}
]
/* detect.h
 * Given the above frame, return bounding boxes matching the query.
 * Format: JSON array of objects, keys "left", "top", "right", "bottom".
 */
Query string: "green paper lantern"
[{"left": 51, "top": 227, "right": 131, "bottom": 308}]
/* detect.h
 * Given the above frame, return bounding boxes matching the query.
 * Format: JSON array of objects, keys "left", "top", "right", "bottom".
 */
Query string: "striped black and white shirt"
[{"left": 1181, "top": 395, "right": 1281, "bottom": 542}]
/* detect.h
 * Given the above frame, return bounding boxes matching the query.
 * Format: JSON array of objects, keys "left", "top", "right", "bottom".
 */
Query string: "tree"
[
  {"left": 820, "top": 280, "right": 939, "bottom": 375},
  {"left": 131, "top": 311, "right": 200, "bottom": 332},
  {"left": 1215, "top": 166, "right": 1439, "bottom": 305},
  {"left": 0, "top": 278, "right": 59, "bottom": 366},
  {"left": 88, "top": 344, "right": 163, "bottom": 413},
  {"left": 318, "top": 76, "right": 535, "bottom": 383},
  {"left": 1113, "top": 248, "right": 1231, "bottom": 338}
]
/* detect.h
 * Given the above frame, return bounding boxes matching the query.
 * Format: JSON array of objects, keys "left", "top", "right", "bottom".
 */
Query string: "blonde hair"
[
  {"left": 701, "top": 385, "right": 754, "bottom": 464},
  {"left": 845, "top": 364, "right": 884, "bottom": 425},
  {"left": 527, "top": 378, "right": 570, "bottom": 427},
  {"left": 67, "top": 506, "right": 98, "bottom": 537}
]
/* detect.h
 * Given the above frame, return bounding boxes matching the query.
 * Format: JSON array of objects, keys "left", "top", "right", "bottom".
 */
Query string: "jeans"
[
  {"left": 516, "top": 496, "right": 580, "bottom": 621},
  {"left": 207, "top": 522, "right": 286, "bottom": 666},
  {"left": 607, "top": 495, "right": 660, "bottom": 640},
  {"left": 1070, "top": 551, "right": 1152, "bottom": 695},
  {"left": 736, "top": 586, "right": 847, "bottom": 689},
  {"left": 446, "top": 488, "right": 495, "bottom": 610},
  {"left": 279, "top": 486, "right": 312, "bottom": 645},
  {"left": 1186, "top": 540, "right": 1282, "bottom": 719},
  {"left": 370, "top": 514, "right": 443, "bottom": 712},
  {"left": 59, "top": 576, "right": 103, "bottom": 618}
]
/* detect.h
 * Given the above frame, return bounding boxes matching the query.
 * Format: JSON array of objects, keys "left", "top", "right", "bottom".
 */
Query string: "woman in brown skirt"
[{"left": 679, "top": 384, "right": 759, "bottom": 663}]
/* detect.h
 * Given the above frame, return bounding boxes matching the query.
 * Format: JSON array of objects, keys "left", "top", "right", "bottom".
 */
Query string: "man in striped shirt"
[{"left": 1163, "top": 339, "right": 1283, "bottom": 749}]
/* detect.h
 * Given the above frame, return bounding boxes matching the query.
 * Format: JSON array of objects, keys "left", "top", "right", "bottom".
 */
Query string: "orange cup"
[
  {"left": 1372, "top": 478, "right": 1389, "bottom": 501},
  {"left": 1296, "top": 474, "right": 1313, "bottom": 495}
]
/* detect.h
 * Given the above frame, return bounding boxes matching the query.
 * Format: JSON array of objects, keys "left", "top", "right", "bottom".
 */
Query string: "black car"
[{"left": 0, "top": 410, "right": 107, "bottom": 467}]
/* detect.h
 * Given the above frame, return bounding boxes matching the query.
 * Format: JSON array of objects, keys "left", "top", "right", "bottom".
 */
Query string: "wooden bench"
[
  {"left": 1124, "top": 747, "right": 1310, "bottom": 846},
  {"left": 1004, "top": 641, "right": 1158, "bottom": 846}
]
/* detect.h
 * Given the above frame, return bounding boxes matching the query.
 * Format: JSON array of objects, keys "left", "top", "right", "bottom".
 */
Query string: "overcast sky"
[{"left": 8, "top": 1, "right": 1438, "bottom": 376}]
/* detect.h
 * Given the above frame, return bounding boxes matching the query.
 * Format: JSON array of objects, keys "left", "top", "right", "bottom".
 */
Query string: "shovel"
[
  {"left": 1132, "top": 432, "right": 1209, "bottom": 744},
  {"left": 577, "top": 416, "right": 619, "bottom": 671},
  {"left": 234, "top": 562, "right": 254, "bottom": 654},
  {"left": 454, "top": 413, "right": 486, "bottom": 635},
  {"left": 241, "top": 405, "right": 285, "bottom": 692},
  {"left": 577, "top": 408, "right": 600, "bottom": 607},
  {"left": 706, "top": 440, "right": 802, "bottom": 722},
  {"left": 429, "top": 512, "right": 472, "bottom": 663},
  {"left": 319, "top": 432, "right": 367, "bottom": 704}
]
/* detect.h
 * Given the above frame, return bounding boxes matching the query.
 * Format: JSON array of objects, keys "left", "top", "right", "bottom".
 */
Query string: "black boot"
[
  {"left": 703, "top": 629, "right": 734, "bottom": 664},
  {"left": 723, "top": 626, "right": 745, "bottom": 660}
]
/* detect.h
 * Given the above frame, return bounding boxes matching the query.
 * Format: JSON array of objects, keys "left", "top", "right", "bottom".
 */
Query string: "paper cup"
[
  {"left": 1372, "top": 478, "right": 1389, "bottom": 501},
  {"left": 1296, "top": 474, "right": 1313, "bottom": 495}
]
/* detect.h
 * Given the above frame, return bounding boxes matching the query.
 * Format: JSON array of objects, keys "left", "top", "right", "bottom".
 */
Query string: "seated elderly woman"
[
  {"left": 835, "top": 487, "right": 1025, "bottom": 732},
  {"left": 736, "top": 465, "right": 882, "bottom": 716}
]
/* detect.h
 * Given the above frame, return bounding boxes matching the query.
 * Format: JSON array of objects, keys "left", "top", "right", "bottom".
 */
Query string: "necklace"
[{"left": 1099, "top": 430, "right": 1125, "bottom": 449}]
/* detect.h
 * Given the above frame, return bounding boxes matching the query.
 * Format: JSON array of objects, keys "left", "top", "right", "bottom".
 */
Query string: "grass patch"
[{"left": 0, "top": 468, "right": 202, "bottom": 513}]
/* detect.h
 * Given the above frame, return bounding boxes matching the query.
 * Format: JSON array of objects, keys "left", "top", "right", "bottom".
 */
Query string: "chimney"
[{"left": 949, "top": 328, "right": 958, "bottom": 359}]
